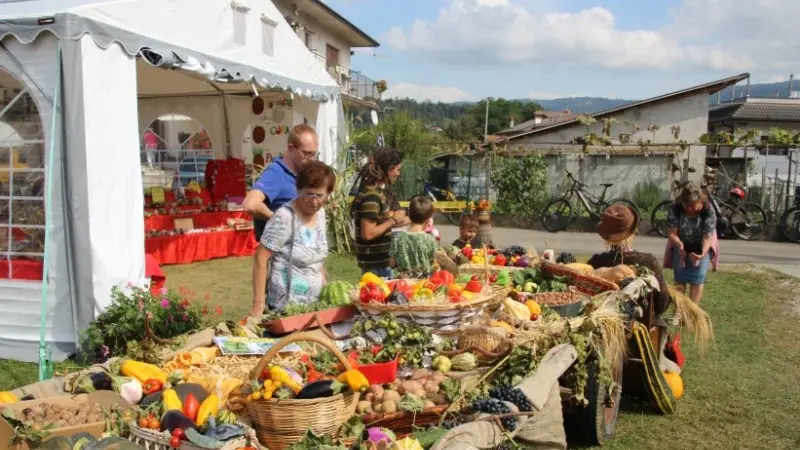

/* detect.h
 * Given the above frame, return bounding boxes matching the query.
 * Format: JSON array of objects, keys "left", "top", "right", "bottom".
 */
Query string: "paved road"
[{"left": 435, "top": 225, "right": 800, "bottom": 277}]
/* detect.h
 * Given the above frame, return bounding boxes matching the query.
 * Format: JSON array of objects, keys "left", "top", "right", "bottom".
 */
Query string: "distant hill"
[{"left": 519, "top": 97, "right": 632, "bottom": 114}]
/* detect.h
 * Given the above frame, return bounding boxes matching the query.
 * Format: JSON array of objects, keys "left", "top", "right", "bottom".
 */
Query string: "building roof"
[
  {"left": 302, "top": 0, "right": 380, "bottom": 47},
  {"left": 708, "top": 97, "right": 800, "bottom": 124},
  {"left": 497, "top": 110, "right": 579, "bottom": 135},
  {"left": 502, "top": 73, "right": 750, "bottom": 142}
]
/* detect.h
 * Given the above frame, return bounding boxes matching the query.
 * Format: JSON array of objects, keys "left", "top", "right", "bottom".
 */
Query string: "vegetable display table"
[
  {"left": 144, "top": 229, "right": 257, "bottom": 265},
  {"left": 144, "top": 211, "right": 250, "bottom": 233}
]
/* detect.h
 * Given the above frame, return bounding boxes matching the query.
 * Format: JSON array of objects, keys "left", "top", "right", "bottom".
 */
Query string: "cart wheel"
[{"left": 579, "top": 356, "right": 623, "bottom": 446}]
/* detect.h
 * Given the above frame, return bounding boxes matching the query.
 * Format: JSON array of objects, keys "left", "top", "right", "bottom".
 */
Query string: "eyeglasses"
[
  {"left": 290, "top": 144, "right": 318, "bottom": 160},
  {"left": 300, "top": 191, "right": 328, "bottom": 201}
]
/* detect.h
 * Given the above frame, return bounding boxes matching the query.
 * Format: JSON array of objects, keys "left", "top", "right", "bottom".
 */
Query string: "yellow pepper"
[
  {"left": 0, "top": 391, "right": 18, "bottom": 404},
  {"left": 360, "top": 272, "right": 383, "bottom": 285},
  {"left": 195, "top": 394, "right": 220, "bottom": 426},
  {"left": 120, "top": 360, "right": 167, "bottom": 384},
  {"left": 162, "top": 389, "right": 183, "bottom": 412},
  {"left": 336, "top": 369, "right": 369, "bottom": 392},
  {"left": 268, "top": 366, "right": 301, "bottom": 394}
]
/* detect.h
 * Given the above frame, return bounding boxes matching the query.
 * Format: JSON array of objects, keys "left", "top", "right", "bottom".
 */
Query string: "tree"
[{"left": 465, "top": 98, "right": 542, "bottom": 137}]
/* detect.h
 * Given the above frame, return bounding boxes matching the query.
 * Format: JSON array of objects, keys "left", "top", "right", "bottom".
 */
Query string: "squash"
[
  {"left": 565, "top": 263, "right": 594, "bottom": 274},
  {"left": 592, "top": 264, "right": 635, "bottom": 283},
  {"left": 663, "top": 371, "right": 684, "bottom": 400}
]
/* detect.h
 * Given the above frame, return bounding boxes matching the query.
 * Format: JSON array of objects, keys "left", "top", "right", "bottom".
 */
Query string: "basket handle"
[
  {"left": 298, "top": 312, "right": 339, "bottom": 340},
  {"left": 249, "top": 331, "right": 353, "bottom": 380}
]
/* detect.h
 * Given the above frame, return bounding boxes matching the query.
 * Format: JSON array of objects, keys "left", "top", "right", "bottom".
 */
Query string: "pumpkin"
[
  {"left": 565, "top": 263, "right": 594, "bottom": 274},
  {"left": 662, "top": 371, "right": 684, "bottom": 400},
  {"left": 592, "top": 264, "right": 635, "bottom": 283}
]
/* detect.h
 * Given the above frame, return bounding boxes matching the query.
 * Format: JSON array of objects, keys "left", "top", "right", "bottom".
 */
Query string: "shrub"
[
  {"left": 489, "top": 155, "right": 549, "bottom": 214},
  {"left": 632, "top": 181, "right": 666, "bottom": 213}
]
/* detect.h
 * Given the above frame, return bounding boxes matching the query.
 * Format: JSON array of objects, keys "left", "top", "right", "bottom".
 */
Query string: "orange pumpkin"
[{"left": 663, "top": 371, "right": 684, "bottom": 400}]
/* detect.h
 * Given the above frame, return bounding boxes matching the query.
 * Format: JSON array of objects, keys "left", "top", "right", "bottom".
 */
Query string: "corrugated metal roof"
[{"left": 709, "top": 102, "right": 800, "bottom": 123}]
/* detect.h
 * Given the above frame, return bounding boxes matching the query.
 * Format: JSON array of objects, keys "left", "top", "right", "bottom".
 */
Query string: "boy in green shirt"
[{"left": 390, "top": 196, "right": 439, "bottom": 278}]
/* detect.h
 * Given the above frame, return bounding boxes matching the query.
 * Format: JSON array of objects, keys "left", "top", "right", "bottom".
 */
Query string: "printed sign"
[
  {"left": 151, "top": 187, "right": 165, "bottom": 204},
  {"left": 212, "top": 336, "right": 302, "bottom": 356}
]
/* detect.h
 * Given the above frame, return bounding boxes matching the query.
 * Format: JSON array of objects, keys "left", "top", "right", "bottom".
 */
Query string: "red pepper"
[
  {"left": 493, "top": 254, "right": 508, "bottom": 266},
  {"left": 489, "top": 274, "right": 497, "bottom": 283},
  {"left": 391, "top": 279, "right": 414, "bottom": 299},
  {"left": 447, "top": 285, "right": 464, "bottom": 303},
  {"left": 142, "top": 378, "right": 163, "bottom": 396},
  {"left": 183, "top": 393, "right": 200, "bottom": 421},
  {"left": 360, "top": 282, "right": 386, "bottom": 304},
  {"left": 465, "top": 278, "right": 483, "bottom": 293},
  {"left": 461, "top": 245, "right": 474, "bottom": 259},
  {"left": 430, "top": 270, "right": 455, "bottom": 288}
]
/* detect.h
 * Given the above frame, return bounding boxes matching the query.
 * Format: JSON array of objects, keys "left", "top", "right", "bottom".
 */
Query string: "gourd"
[
  {"left": 663, "top": 371, "right": 684, "bottom": 400},
  {"left": 565, "top": 263, "right": 594, "bottom": 274},
  {"left": 503, "top": 298, "right": 531, "bottom": 320},
  {"left": 451, "top": 353, "right": 478, "bottom": 371},
  {"left": 593, "top": 264, "right": 635, "bottom": 283}
]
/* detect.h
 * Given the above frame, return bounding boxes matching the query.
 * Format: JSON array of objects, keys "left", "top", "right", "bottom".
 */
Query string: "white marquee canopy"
[{"left": 0, "top": 0, "right": 345, "bottom": 362}]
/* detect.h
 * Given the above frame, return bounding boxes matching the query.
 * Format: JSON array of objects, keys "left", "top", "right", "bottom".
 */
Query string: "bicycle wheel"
[
  {"left": 729, "top": 202, "right": 768, "bottom": 241},
  {"left": 541, "top": 198, "right": 574, "bottom": 233},
  {"left": 650, "top": 200, "right": 673, "bottom": 237},
  {"left": 780, "top": 206, "right": 800, "bottom": 243}
]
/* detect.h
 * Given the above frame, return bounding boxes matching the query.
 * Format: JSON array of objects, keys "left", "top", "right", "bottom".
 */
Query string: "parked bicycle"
[
  {"left": 779, "top": 206, "right": 800, "bottom": 243},
  {"left": 541, "top": 170, "right": 639, "bottom": 233},
  {"left": 650, "top": 179, "right": 768, "bottom": 241}
]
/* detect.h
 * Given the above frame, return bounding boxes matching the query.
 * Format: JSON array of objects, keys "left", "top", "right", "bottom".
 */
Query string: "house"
[
  {"left": 496, "top": 110, "right": 578, "bottom": 136},
  {"left": 708, "top": 97, "right": 800, "bottom": 189},
  {"left": 274, "top": 0, "right": 381, "bottom": 109},
  {"left": 438, "top": 73, "right": 750, "bottom": 202}
]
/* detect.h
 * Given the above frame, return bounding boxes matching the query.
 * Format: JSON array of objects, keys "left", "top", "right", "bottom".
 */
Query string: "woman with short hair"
[
  {"left": 665, "top": 182, "right": 718, "bottom": 304},
  {"left": 248, "top": 160, "right": 335, "bottom": 315}
]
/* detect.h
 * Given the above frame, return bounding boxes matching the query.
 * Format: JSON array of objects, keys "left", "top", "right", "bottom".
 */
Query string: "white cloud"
[
  {"left": 383, "top": 0, "right": 797, "bottom": 72},
  {"left": 383, "top": 83, "right": 476, "bottom": 102}
]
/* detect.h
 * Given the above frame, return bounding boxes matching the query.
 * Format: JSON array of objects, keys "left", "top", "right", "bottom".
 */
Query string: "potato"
[
  {"left": 426, "top": 392, "right": 446, "bottom": 405},
  {"left": 382, "top": 400, "right": 398, "bottom": 414},
  {"left": 368, "top": 384, "right": 385, "bottom": 398},
  {"left": 423, "top": 380, "right": 440, "bottom": 394},
  {"left": 430, "top": 371, "right": 445, "bottom": 383},
  {"left": 364, "top": 392, "right": 375, "bottom": 403},
  {"left": 423, "top": 400, "right": 436, "bottom": 409},
  {"left": 373, "top": 403, "right": 384, "bottom": 414},
  {"left": 411, "top": 369, "right": 432, "bottom": 380},
  {"left": 382, "top": 390, "right": 401, "bottom": 403},
  {"left": 398, "top": 380, "right": 424, "bottom": 395},
  {"left": 356, "top": 400, "right": 372, "bottom": 414}
]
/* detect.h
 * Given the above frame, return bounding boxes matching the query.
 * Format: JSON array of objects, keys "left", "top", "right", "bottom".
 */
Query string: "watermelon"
[{"left": 320, "top": 280, "right": 354, "bottom": 306}]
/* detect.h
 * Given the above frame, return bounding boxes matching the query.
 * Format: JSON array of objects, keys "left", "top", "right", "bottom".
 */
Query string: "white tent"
[{"left": 0, "top": 0, "right": 346, "bottom": 362}]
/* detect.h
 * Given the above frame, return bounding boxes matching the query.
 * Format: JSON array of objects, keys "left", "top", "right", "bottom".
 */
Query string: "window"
[
  {"left": 141, "top": 115, "right": 213, "bottom": 188},
  {"left": 304, "top": 32, "right": 312, "bottom": 49},
  {"left": 0, "top": 68, "right": 45, "bottom": 281},
  {"left": 326, "top": 44, "right": 340, "bottom": 68}
]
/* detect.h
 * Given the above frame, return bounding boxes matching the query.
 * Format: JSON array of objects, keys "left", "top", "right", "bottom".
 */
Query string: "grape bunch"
[
  {"left": 497, "top": 440, "right": 518, "bottom": 450},
  {"left": 442, "top": 415, "right": 467, "bottom": 429},
  {"left": 489, "top": 385, "right": 533, "bottom": 412},
  {"left": 470, "top": 398, "right": 517, "bottom": 431}
]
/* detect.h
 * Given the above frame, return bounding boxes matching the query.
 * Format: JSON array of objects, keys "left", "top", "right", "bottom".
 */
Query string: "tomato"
[
  {"left": 138, "top": 417, "right": 149, "bottom": 428},
  {"left": 147, "top": 416, "right": 160, "bottom": 430},
  {"left": 171, "top": 428, "right": 185, "bottom": 439},
  {"left": 170, "top": 435, "right": 182, "bottom": 448}
]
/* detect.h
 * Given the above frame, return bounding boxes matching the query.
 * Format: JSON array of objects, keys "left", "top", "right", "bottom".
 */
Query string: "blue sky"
[{"left": 324, "top": 0, "right": 797, "bottom": 102}]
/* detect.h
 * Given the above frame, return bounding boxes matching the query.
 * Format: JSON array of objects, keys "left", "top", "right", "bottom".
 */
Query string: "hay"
[
  {"left": 184, "top": 353, "right": 303, "bottom": 381},
  {"left": 668, "top": 287, "right": 714, "bottom": 355}
]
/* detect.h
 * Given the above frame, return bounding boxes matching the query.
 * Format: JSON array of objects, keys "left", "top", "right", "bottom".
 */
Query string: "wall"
[{"left": 273, "top": 2, "right": 353, "bottom": 70}]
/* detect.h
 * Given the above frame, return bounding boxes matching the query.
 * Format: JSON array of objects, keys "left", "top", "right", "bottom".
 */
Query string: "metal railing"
[{"left": 313, "top": 53, "right": 380, "bottom": 104}]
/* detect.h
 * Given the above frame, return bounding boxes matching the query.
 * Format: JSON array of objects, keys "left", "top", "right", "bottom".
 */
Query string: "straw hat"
[{"left": 597, "top": 205, "right": 639, "bottom": 242}]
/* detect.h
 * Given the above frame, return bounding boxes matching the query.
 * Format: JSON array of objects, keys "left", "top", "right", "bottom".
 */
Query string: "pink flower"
[
  {"left": 101, "top": 345, "right": 110, "bottom": 358},
  {"left": 160, "top": 299, "right": 170, "bottom": 308},
  {"left": 160, "top": 287, "right": 168, "bottom": 296},
  {"left": 182, "top": 314, "right": 189, "bottom": 322}
]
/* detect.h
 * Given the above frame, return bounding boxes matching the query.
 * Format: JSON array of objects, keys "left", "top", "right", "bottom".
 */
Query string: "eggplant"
[
  {"left": 140, "top": 382, "right": 208, "bottom": 407},
  {"left": 296, "top": 379, "right": 346, "bottom": 399},
  {"left": 160, "top": 410, "right": 199, "bottom": 432},
  {"left": 90, "top": 372, "right": 114, "bottom": 391}
]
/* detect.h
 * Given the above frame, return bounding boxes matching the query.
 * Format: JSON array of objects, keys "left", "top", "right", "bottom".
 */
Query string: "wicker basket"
[
  {"left": 457, "top": 325, "right": 510, "bottom": 354},
  {"left": 245, "top": 332, "right": 359, "bottom": 450},
  {"left": 539, "top": 260, "right": 619, "bottom": 295},
  {"left": 128, "top": 423, "right": 264, "bottom": 450},
  {"left": 527, "top": 290, "right": 584, "bottom": 307},
  {"left": 352, "top": 290, "right": 497, "bottom": 333}
]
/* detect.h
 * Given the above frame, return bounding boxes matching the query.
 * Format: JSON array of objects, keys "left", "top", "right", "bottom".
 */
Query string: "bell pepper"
[
  {"left": 495, "top": 270, "right": 510, "bottom": 286},
  {"left": 120, "top": 360, "right": 167, "bottom": 384},
  {"left": 336, "top": 369, "right": 369, "bottom": 392},
  {"left": 389, "top": 279, "right": 414, "bottom": 299},
  {"left": 430, "top": 270, "right": 455, "bottom": 288},
  {"left": 195, "top": 394, "right": 220, "bottom": 426},
  {"left": 359, "top": 282, "right": 386, "bottom": 304},
  {"left": 142, "top": 378, "right": 164, "bottom": 396},
  {"left": 465, "top": 276, "right": 483, "bottom": 293},
  {"left": 183, "top": 392, "right": 200, "bottom": 421},
  {"left": 492, "top": 254, "right": 508, "bottom": 266},
  {"left": 447, "top": 284, "right": 464, "bottom": 303},
  {"left": 269, "top": 366, "right": 302, "bottom": 393},
  {"left": 488, "top": 274, "right": 497, "bottom": 283},
  {"left": 360, "top": 272, "right": 383, "bottom": 286},
  {"left": 471, "top": 256, "right": 485, "bottom": 265},
  {"left": 461, "top": 245, "right": 473, "bottom": 259},
  {"left": 162, "top": 388, "right": 183, "bottom": 412}
]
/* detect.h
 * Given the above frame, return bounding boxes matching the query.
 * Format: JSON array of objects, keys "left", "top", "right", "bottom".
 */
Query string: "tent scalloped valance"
[{"left": 0, "top": 14, "right": 339, "bottom": 102}]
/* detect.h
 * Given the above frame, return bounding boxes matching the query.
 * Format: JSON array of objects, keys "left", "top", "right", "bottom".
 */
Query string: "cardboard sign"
[
  {"left": 151, "top": 186, "right": 165, "bottom": 204},
  {"left": 174, "top": 218, "right": 194, "bottom": 231}
]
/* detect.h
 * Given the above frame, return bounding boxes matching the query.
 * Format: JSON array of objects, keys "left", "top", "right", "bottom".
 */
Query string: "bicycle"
[
  {"left": 650, "top": 178, "right": 768, "bottom": 241},
  {"left": 541, "top": 170, "right": 639, "bottom": 233},
  {"left": 779, "top": 205, "right": 800, "bottom": 243}
]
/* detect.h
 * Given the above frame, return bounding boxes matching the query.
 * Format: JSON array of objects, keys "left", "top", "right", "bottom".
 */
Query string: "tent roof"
[{"left": 0, "top": 0, "right": 340, "bottom": 100}]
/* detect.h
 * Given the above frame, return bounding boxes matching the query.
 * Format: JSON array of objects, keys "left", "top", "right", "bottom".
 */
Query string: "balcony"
[{"left": 314, "top": 53, "right": 380, "bottom": 107}]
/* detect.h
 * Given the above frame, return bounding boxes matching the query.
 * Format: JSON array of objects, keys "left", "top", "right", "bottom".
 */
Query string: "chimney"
[
  {"left": 745, "top": 76, "right": 750, "bottom": 97},
  {"left": 789, "top": 74, "right": 794, "bottom": 97}
]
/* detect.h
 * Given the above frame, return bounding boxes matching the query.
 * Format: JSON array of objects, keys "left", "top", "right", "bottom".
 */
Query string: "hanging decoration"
[
  {"left": 269, "top": 125, "right": 290, "bottom": 135},
  {"left": 252, "top": 97, "right": 265, "bottom": 115},
  {"left": 252, "top": 126, "right": 266, "bottom": 144}
]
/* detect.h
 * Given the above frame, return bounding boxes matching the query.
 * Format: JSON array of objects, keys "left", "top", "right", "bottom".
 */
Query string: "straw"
[{"left": 668, "top": 287, "right": 714, "bottom": 355}]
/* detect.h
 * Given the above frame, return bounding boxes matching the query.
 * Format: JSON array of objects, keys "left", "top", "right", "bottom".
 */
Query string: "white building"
[{"left": 274, "top": 0, "right": 381, "bottom": 109}]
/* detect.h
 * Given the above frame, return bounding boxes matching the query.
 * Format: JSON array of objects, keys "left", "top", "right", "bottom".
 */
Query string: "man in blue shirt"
[{"left": 243, "top": 124, "right": 318, "bottom": 316}]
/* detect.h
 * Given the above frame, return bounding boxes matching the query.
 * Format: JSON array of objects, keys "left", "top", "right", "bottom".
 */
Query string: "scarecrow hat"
[{"left": 597, "top": 205, "right": 639, "bottom": 243}]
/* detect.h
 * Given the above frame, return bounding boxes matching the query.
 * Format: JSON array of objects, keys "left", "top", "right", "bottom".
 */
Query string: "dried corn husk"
[{"left": 669, "top": 287, "right": 714, "bottom": 355}]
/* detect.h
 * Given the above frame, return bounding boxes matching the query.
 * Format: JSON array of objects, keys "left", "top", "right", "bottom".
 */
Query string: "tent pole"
[{"left": 207, "top": 81, "right": 232, "bottom": 158}]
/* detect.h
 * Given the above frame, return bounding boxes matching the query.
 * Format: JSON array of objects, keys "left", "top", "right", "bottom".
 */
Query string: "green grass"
[{"left": 2, "top": 258, "right": 799, "bottom": 449}]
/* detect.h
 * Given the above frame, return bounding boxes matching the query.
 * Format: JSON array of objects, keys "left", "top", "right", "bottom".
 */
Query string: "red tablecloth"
[
  {"left": 144, "top": 211, "right": 250, "bottom": 232},
  {"left": 0, "top": 259, "right": 44, "bottom": 280},
  {"left": 144, "top": 189, "right": 212, "bottom": 208},
  {"left": 145, "top": 229, "right": 257, "bottom": 265},
  {"left": 145, "top": 253, "right": 166, "bottom": 294}
]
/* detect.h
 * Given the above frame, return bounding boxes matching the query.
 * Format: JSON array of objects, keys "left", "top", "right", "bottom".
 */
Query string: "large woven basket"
[
  {"left": 128, "top": 423, "right": 264, "bottom": 450},
  {"left": 539, "top": 260, "right": 619, "bottom": 296},
  {"left": 245, "top": 332, "right": 359, "bottom": 450},
  {"left": 352, "top": 288, "right": 497, "bottom": 333}
]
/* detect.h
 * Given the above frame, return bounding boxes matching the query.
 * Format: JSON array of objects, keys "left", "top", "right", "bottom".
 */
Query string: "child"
[
  {"left": 452, "top": 214, "right": 482, "bottom": 249},
  {"left": 390, "top": 196, "right": 439, "bottom": 278}
]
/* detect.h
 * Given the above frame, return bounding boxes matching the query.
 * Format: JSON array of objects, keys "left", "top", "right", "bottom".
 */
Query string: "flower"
[
  {"left": 204, "top": 293, "right": 211, "bottom": 300},
  {"left": 160, "top": 299, "right": 170, "bottom": 308},
  {"left": 180, "top": 299, "right": 190, "bottom": 309},
  {"left": 182, "top": 314, "right": 189, "bottom": 322},
  {"left": 160, "top": 287, "right": 168, "bottom": 296},
  {"left": 202, "top": 306, "right": 209, "bottom": 315},
  {"left": 138, "top": 300, "right": 145, "bottom": 312},
  {"left": 215, "top": 306, "right": 223, "bottom": 316},
  {"left": 101, "top": 345, "right": 110, "bottom": 358}
]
